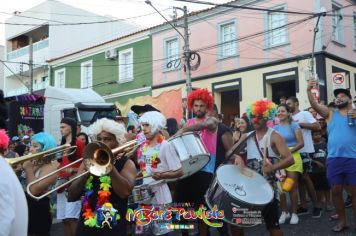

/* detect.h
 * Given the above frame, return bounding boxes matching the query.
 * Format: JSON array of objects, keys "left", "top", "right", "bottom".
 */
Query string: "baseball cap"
[
  {"left": 333, "top": 88, "right": 351, "bottom": 99},
  {"left": 23, "top": 135, "right": 30, "bottom": 140},
  {"left": 11, "top": 136, "right": 19, "bottom": 142}
]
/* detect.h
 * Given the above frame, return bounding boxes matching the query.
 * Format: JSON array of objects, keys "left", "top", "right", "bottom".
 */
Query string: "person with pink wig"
[{"left": 0, "top": 129, "right": 28, "bottom": 236}]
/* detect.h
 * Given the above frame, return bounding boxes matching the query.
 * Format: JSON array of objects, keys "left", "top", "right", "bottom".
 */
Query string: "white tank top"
[{"left": 246, "top": 128, "right": 278, "bottom": 160}]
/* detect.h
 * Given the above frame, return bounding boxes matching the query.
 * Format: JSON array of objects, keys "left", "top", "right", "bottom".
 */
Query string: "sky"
[{"left": 0, "top": 0, "right": 229, "bottom": 45}]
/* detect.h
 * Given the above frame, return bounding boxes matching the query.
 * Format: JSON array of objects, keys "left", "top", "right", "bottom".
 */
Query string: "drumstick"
[
  {"left": 135, "top": 170, "right": 171, "bottom": 180},
  {"left": 261, "top": 134, "right": 271, "bottom": 176}
]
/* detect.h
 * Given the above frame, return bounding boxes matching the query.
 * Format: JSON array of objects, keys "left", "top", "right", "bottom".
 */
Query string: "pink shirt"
[{"left": 187, "top": 117, "right": 217, "bottom": 173}]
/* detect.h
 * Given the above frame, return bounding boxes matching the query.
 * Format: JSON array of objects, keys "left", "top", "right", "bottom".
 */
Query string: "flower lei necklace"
[
  {"left": 82, "top": 175, "right": 119, "bottom": 228},
  {"left": 137, "top": 135, "right": 164, "bottom": 177}
]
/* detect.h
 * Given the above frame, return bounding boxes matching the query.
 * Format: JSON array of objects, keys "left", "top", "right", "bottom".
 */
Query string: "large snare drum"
[
  {"left": 205, "top": 165, "right": 274, "bottom": 227},
  {"left": 167, "top": 132, "right": 210, "bottom": 182},
  {"left": 128, "top": 177, "right": 163, "bottom": 205}
]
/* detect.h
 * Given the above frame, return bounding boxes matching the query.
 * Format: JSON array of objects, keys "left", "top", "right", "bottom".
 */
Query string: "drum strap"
[
  {"left": 224, "top": 131, "right": 255, "bottom": 164},
  {"left": 253, "top": 134, "right": 269, "bottom": 161}
]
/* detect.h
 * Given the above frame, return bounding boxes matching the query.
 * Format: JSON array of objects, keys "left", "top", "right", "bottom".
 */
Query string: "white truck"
[{"left": 44, "top": 86, "right": 118, "bottom": 142}]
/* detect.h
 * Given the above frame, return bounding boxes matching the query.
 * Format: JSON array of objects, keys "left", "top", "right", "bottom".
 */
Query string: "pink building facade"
[{"left": 151, "top": 0, "right": 356, "bottom": 122}]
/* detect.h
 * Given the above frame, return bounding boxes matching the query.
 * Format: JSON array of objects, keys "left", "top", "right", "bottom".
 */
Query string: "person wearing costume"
[
  {"left": 68, "top": 118, "right": 137, "bottom": 236},
  {"left": 135, "top": 111, "right": 183, "bottom": 235},
  {"left": 22, "top": 132, "right": 60, "bottom": 236},
  {"left": 228, "top": 100, "right": 294, "bottom": 236},
  {"left": 0, "top": 129, "right": 28, "bottom": 236},
  {"left": 175, "top": 89, "right": 218, "bottom": 236}
]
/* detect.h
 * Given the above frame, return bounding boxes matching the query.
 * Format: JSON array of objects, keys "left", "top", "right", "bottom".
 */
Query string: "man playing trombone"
[{"left": 68, "top": 118, "right": 137, "bottom": 236}]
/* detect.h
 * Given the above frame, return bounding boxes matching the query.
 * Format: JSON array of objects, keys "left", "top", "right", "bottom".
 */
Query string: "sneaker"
[
  {"left": 289, "top": 213, "right": 299, "bottom": 224},
  {"left": 297, "top": 207, "right": 309, "bottom": 215},
  {"left": 344, "top": 196, "right": 352, "bottom": 208},
  {"left": 279, "top": 212, "right": 290, "bottom": 224},
  {"left": 312, "top": 207, "right": 322, "bottom": 218},
  {"left": 326, "top": 204, "right": 335, "bottom": 212}
]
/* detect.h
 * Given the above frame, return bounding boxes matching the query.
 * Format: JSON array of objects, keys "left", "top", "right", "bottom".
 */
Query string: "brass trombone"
[
  {"left": 6, "top": 145, "right": 77, "bottom": 168},
  {"left": 27, "top": 140, "right": 138, "bottom": 200}
]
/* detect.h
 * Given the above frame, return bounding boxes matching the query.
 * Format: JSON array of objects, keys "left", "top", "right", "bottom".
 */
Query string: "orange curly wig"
[{"left": 187, "top": 89, "right": 214, "bottom": 111}]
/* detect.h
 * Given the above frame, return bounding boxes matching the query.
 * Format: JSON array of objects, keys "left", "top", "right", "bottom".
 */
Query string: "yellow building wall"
[
  {"left": 325, "top": 58, "right": 356, "bottom": 102},
  {"left": 153, "top": 58, "right": 355, "bottom": 116}
]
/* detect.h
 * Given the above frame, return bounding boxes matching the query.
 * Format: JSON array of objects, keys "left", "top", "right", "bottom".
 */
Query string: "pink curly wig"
[
  {"left": 187, "top": 89, "right": 214, "bottom": 111},
  {"left": 0, "top": 129, "right": 10, "bottom": 153}
]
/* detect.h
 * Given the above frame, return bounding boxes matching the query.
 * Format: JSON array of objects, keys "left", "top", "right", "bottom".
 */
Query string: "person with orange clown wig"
[
  {"left": 0, "top": 129, "right": 28, "bottom": 236},
  {"left": 227, "top": 99, "right": 294, "bottom": 236}
]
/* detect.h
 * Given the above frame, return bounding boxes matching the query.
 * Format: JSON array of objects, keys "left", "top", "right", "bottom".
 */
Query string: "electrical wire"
[
  {"left": 175, "top": 0, "right": 356, "bottom": 17},
  {"left": 0, "top": 59, "right": 29, "bottom": 88},
  {"left": 0, "top": 7, "right": 171, "bottom": 26}
]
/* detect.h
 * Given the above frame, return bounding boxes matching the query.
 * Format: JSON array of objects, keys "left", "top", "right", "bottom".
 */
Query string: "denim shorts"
[
  {"left": 300, "top": 152, "right": 313, "bottom": 173},
  {"left": 326, "top": 157, "right": 356, "bottom": 187}
]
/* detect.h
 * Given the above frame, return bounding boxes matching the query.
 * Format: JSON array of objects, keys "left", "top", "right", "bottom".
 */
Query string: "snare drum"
[
  {"left": 167, "top": 132, "right": 210, "bottom": 182},
  {"left": 205, "top": 165, "right": 274, "bottom": 227},
  {"left": 128, "top": 177, "right": 163, "bottom": 205}
]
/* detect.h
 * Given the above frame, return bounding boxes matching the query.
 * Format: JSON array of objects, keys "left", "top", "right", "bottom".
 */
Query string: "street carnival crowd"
[{"left": 0, "top": 79, "right": 355, "bottom": 236}]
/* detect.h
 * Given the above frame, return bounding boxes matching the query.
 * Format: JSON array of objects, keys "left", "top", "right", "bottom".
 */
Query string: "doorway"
[
  {"left": 220, "top": 90, "right": 240, "bottom": 126},
  {"left": 271, "top": 80, "right": 295, "bottom": 104}
]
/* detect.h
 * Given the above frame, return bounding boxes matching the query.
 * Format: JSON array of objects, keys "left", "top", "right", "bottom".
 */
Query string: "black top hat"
[
  {"left": 131, "top": 104, "right": 160, "bottom": 115},
  {"left": 333, "top": 88, "right": 351, "bottom": 99}
]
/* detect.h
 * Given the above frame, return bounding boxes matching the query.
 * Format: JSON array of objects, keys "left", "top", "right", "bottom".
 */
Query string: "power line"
[
  {"left": 175, "top": 0, "right": 356, "bottom": 17},
  {"left": 195, "top": 14, "right": 316, "bottom": 53},
  {"left": 0, "top": 59, "right": 29, "bottom": 88},
  {"left": 0, "top": 8, "right": 171, "bottom": 26}
]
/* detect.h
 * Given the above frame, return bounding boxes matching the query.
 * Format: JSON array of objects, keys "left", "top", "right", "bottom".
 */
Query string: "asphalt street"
[{"left": 51, "top": 205, "right": 355, "bottom": 236}]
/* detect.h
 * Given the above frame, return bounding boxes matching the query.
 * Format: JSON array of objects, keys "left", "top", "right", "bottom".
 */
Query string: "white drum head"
[
  {"left": 180, "top": 154, "right": 210, "bottom": 178},
  {"left": 216, "top": 165, "right": 274, "bottom": 205}
]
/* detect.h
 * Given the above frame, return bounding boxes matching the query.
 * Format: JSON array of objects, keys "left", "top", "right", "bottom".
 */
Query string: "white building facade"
[{"left": 4, "top": 0, "right": 141, "bottom": 97}]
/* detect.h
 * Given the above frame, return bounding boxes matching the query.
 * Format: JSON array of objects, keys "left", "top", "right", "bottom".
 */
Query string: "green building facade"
[{"left": 49, "top": 35, "right": 152, "bottom": 104}]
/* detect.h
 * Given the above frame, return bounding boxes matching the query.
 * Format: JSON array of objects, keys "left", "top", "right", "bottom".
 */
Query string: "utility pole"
[
  {"left": 29, "top": 37, "right": 34, "bottom": 94},
  {"left": 183, "top": 6, "right": 192, "bottom": 95},
  {"left": 145, "top": 1, "right": 192, "bottom": 96}
]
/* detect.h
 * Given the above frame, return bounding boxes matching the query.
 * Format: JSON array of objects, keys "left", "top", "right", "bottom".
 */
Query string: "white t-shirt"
[
  {"left": 139, "top": 140, "right": 182, "bottom": 204},
  {"left": 0, "top": 157, "right": 28, "bottom": 236},
  {"left": 292, "top": 111, "right": 316, "bottom": 153}
]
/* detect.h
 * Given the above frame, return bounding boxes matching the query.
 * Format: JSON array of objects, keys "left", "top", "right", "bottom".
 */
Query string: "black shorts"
[
  {"left": 262, "top": 198, "right": 280, "bottom": 230},
  {"left": 310, "top": 172, "right": 330, "bottom": 190},
  {"left": 174, "top": 171, "right": 213, "bottom": 206}
]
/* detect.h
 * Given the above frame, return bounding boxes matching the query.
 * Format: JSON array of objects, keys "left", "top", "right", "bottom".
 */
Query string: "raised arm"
[
  {"left": 306, "top": 79, "right": 329, "bottom": 119},
  {"left": 178, "top": 117, "right": 218, "bottom": 134}
]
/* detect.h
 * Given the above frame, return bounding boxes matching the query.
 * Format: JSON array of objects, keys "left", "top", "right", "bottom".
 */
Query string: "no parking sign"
[{"left": 332, "top": 73, "right": 347, "bottom": 90}]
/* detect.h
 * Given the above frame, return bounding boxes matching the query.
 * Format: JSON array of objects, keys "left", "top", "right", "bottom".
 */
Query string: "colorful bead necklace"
[
  {"left": 82, "top": 175, "right": 119, "bottom": 228},
  {"left": 137, "top": 135, "right": 164, "bottom": 177}
]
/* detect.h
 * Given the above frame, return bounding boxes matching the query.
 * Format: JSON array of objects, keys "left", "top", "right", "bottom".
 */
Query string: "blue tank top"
[
  {"left": 274, "top": 122, "right": 300, "bottom": 147},
  {"left": 327, "top": 110, "right": 356, "bottom": 158}
]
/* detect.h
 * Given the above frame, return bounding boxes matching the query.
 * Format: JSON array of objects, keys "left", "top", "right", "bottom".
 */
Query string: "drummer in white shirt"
[
  {"left": 227, "top": 100, "right": 294, "bottom": 236},
  {"left": 136, "top": 111, "right": 183, "bottom": 235}
]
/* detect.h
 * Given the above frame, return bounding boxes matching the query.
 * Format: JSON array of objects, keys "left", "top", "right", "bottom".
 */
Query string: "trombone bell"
[
  {"left": 84, "top": 142, "right": 113, "bottom": 177},
  {"left": 83, "top": 140, "right": 138, "bottom": 176}
]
